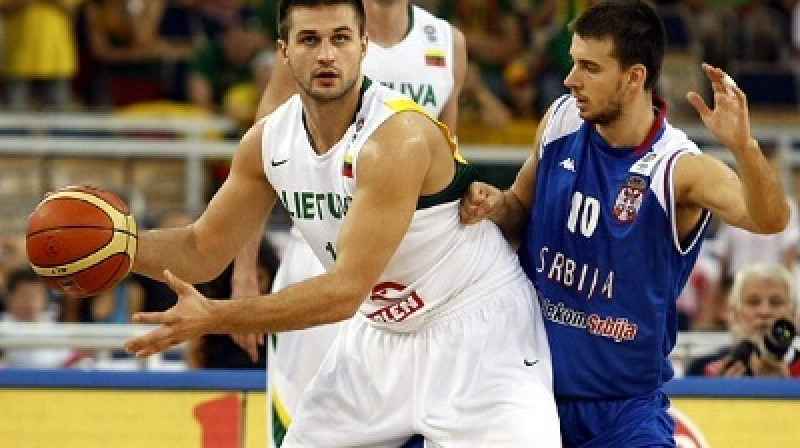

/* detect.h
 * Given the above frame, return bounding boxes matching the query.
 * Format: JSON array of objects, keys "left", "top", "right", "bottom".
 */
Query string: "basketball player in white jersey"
[
  {"left": 228, "top": 1, "right": 466, "bottom": 445},
  {"left": 124, "top": 0, "right": 559, "bottom": 445}
]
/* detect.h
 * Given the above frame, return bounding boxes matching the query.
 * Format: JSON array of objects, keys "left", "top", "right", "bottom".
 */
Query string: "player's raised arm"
[
  {"left": 133, "top": 121, "right": 278, "bottom": 284},
  {"left": 678, "top": 63, "right": 789, "bottom": 236}
]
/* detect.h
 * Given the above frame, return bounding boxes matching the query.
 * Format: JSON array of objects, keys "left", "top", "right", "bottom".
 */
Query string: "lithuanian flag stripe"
[
  {"left": 425, "top": 49, "right": 445, "bottom": 67},
  {"left": 343, "top": 153, "right": 354, "bottom": 178}
]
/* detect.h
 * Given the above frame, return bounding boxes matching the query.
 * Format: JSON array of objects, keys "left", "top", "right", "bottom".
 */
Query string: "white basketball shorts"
[{"left": 282, "top": 278, "right": 561, "bottom": 447}]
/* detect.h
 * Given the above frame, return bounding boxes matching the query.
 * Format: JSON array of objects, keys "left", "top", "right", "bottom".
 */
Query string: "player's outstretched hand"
[
  {"left": 459, "top": 181, "right": 504, "bottom": 225},
  {"left": 124, "top": 269, "right": 214, "bottom": 358},
  {"left": 686, "top": 63, "right": 754, "bottom": 152}
]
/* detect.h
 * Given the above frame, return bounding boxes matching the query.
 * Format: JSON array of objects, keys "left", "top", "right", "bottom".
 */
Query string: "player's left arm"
[
  {"left": 125, "top": 113, "right": 439, "bottom": 356},
  {"left": 678, "top": 63, "right": 789, "bottom": 235},
  {"left": 437, "top": 25, "right": 467, "bottom": 131}
]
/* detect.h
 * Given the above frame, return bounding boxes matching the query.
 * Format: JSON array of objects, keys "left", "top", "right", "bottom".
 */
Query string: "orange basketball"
[{"left": 26, "top": 185, "right": 138, "bottom": 298}]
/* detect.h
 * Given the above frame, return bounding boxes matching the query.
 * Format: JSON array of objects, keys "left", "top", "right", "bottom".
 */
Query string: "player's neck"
[
  {"left": 595, "top": 93, "right": 657, "bottom": 149},
  {"left": 365, "top": 0, "right": 410, "bottom": 47},
  {"left": 302, "top": 77, "right": 365, "bottom": 155}
]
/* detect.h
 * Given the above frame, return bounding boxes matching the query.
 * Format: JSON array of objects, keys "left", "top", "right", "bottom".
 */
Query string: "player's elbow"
[
  {"left": 754, "top": 200, "right": 791, "bottom": 234},
  {"left": 186, "top": 229, "right": 236, "bottom": 283},
  {"left": 332, "top": 286, "right": 365, "bottom": 322},
  {"left": 764, "top": 208, "right": 791, "bottom": 234},
  {"left": 325, "top": 276, "right": 371, "bottom": 323}
]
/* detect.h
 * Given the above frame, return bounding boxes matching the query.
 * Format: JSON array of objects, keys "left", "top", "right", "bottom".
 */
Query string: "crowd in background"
[
  {"left": 0, "top": 0, "right": 799, "bottom": 374},
  {"left": 1, "top": 1, "right": 799, "bottom": 139}
]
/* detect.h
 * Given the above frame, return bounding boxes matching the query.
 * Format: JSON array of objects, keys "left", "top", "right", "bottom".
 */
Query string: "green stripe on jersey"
[{"left": 417, "top": 160, "right": 476, "bottom": 209}]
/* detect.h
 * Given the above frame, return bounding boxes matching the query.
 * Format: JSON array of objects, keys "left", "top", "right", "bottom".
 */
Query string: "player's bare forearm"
[
  {"left": 212, "top": 271, "right": 362, "bottom": 333},
  {"left": 493, "top": 189, "right": 529, "bottom": 246},
  {"left": 125, "top": 268, "right": 365, "bottom": 358},
  {"left": 729, "top": 138, "right": 790, "bottom": 234},
  {"left": 133, "top": 225, "right": 228, "bottom": 283}
]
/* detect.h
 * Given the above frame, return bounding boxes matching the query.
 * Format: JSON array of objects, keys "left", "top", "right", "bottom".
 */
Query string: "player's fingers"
[
  {"left": 131, "top": 311, "right": 171, "bottom": 325},
  {"left": 686, "top": 91, "right": 710, "bottom": 118},
  {"left": 245, "top": 340, "right": 260, "bottom": 362},
  {"left": 124, "top": 327, "right": 178, "bottom": 357},
  {"left": 701, "top": 63, "right": 729, "bottom": 95},
  {"left": 164, "top": 269, "right": 194, "bottom": 296},
  {"left": 232, "top": 333, "right": 260, "bottom": 362}
]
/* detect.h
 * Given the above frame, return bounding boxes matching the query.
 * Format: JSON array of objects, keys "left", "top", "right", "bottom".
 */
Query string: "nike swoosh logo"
[
  {"left": 524, "top": 359, "right": 539, "bottom": 367},
  {"left": 271, "top": 158, "right": 289, "bottom": 167}
]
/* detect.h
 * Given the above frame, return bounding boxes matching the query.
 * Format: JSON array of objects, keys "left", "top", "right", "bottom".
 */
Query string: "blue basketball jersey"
[{"left": 519, "top": 95, "right": 710, "bottom": 399}]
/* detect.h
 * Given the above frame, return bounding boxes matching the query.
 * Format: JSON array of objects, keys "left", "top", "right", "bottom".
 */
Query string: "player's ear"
[
  {"left": 361, "top": 33, "right": 369, "bottom": 58},
  {"left": 278, "top": 40, "right": 289, "bottom": 60},
  {"left": 627, "top": 63, "right": 646, "bottom": 90}
]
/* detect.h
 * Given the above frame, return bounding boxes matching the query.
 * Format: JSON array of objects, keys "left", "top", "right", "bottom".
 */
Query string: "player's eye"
[{"left": 300, "top": 35, "right": 319, "bottom": 45}]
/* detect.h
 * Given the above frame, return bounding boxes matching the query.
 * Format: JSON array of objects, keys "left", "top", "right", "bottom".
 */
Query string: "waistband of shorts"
[
  {"left": 556, "top": 388, "right": 664, "bottom": 403},
  {"left": 357, "top": 267, "right": 530, "bottom": 334}
]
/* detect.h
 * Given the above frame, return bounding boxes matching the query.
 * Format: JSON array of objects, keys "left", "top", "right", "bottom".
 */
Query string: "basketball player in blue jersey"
[
  {"left": 123, "top": 0, "right": 559, "bottom": 446},
  {"left": 461, "top": 0, "right": 790, "bottom": 447},
  {"left": 227, "top": 2, "right": 466, "bottom": 446}
]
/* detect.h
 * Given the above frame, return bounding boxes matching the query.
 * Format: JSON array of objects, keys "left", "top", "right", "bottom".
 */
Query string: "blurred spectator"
[
  {"left": 437, "top": 0, "right": 524, "bottom": 102},
  {"left": 135, "top": 209, "right": 193, "bottom": 314},
  {"left": 738, "top": 0, "right": 792, "bottom": 64},
  {"left": 186, "top": 237, "right": 280, "bottom": 369},
  {"left": 0, "top": 265, "right": 81, "bottom": 368},
  {"left": 83, "top": 0, "right": 166, "bottom": 108},
  {"left": 793, "top": 0, "right": 800, "bottom": 59},
  {"left": 677, "top": 244, "right": 725, "bottom": 331},
  {"left": 0, "top": 236, "right": 27, "bottom": 296},
  {"left": 193, "top": 0, "right": 247, "bottom": 39},
  {"left": 687, "top": 0, "right": 742, "bottom": 72},
  {"left": 458, "top": 61, "right": 512, "bottom": 130},
  {"left": 252, "top": 0, "right": 279, "bottom": 45},
  {"left": 0, "top": 0, "right": 81, "bottom": 111},
  {"left": 156, "top": 0, "right": 206, "bottom": 102},
  {"left": 187, "top": 6, "right": 266, "bottom": 134},
  {"left": 503, "top": 56, "right": 536, "bottom": 119},
  {"left": 524, "top": 0, "right": 592, "bottom": 114},
  {"left": 685, "top": 262, "right": 800, "bottom": 377},
  {"left": 89, "top": 277, "right": 144, "bottom": 323},
  {"left": 223, "top": 49, "right": 275, "bottom": 132}
]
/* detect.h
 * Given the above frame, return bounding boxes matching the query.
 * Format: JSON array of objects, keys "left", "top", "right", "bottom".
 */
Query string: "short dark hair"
[
  {"left": 6, "top": 265, "right": 41, "bottom": 294},
  {"left": 570, "top": 0, "right": 665, "bottom": 91},
  {"left": 278, "top": 0, "right": 366, "bottom": 41}
]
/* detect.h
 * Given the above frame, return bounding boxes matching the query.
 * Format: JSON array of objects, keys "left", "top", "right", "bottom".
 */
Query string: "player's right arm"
[
  {"left": 133, "top": 120, "right": 278, "bottom": 284},
  {"left": 459, "top": 102, "right": 555, "bottom": 245}
]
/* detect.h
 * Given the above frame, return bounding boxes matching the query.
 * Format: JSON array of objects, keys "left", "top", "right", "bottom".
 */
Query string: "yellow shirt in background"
[{"left": 2, "top": 1, "right": 83, "bottom": 78}]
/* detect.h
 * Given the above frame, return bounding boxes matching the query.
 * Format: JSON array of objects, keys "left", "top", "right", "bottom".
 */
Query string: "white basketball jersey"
[
  {"left": 362, "top": 5, "right": 454, "bottom": 119},
  {"left": 262, "top": 80, "right": 525, "bottom": 332}
]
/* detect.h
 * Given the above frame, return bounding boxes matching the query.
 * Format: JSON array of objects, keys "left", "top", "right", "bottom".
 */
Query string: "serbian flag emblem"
[
  {"left": 343, "top": 153, "right": 354, "bottom": 178},
  {"left": 425, "top": 49, "right": 445, "bottom": 67}
]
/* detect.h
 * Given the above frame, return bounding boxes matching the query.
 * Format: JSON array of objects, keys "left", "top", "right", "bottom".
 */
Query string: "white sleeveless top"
[
  {"left": 362, "top": 5, "right": 454, "bottom": 119},
  {"left": 262, "top": 81, "right": 526, "bottom": 331}
]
